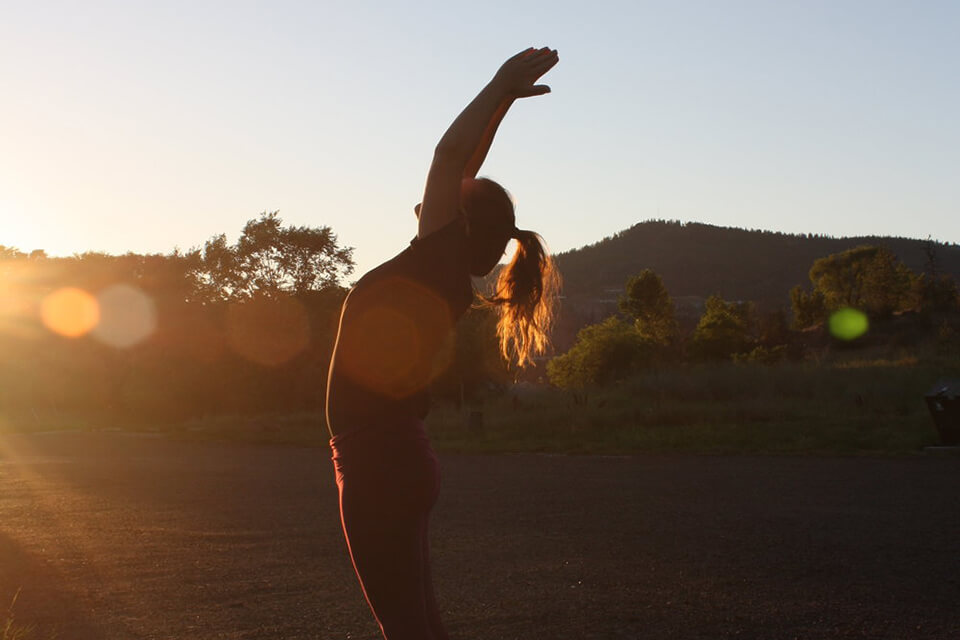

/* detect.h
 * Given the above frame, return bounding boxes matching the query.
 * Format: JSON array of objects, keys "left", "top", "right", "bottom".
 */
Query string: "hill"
[
  {"left": 548, "top": 220, "right": 960, "bottom": 346},
  {"left": 555, "top": 220, "right": 960, "bottom": 309}
]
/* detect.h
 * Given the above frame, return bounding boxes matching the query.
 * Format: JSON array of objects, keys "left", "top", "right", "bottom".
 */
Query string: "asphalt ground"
[{"left": 1, "top": 432, "right": 958, "bottom": 639}]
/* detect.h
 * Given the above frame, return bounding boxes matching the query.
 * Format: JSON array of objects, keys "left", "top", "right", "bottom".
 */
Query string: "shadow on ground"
[{"left": 0, "top": 532, "right": 104, "bottom": 639}]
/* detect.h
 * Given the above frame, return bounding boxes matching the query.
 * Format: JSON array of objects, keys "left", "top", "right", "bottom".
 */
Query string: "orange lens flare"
[
  {"left": 336, "top": 276, "right": 454, "bottom": 399},
  {"left": 40, "top": 288, "right": 100, "bottom": 338}
]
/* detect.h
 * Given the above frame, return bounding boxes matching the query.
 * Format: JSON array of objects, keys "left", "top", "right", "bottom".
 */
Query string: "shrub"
[{"left": 547, "top": 317, "right": 653, "bottom": 390}]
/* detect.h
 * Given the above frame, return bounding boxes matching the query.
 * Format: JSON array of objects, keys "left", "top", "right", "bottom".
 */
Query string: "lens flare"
[
  {"left": 92, "top": 285, "right": 157, "bottom": 348},
  {"left": 829, "top": 307, "right": 869, "bottom": 341},
  {"left": 40, "top": 288, "right": 100, "bottom": 338},
  {"left": 336, "top": 275, "right": 454, "bottom": 398}
]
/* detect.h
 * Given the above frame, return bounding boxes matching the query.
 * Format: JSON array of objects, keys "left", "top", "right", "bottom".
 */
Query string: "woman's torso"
[{"left": 325, "top": 219, "right": 472, "bottom": 437}]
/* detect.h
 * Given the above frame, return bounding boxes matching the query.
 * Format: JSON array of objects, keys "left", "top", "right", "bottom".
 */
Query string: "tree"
[
  {"left": 790, "top": 285, "right": 827, "bottom": 330},
  {"left": 808, "top": 245, "right": 916, "bottom": 317},
  {"left": 918, "top": 274, "right": 959, "bottom": 314},
  {"left": 189, "top": 212, "right": 354, "bottom": 302},
  {"left": 756, "top": 308, "right": 791, "bottom": 347},
  {"left": 860, "top": 251, "right": 917, "bottom": 316},
  {"left": 0, "top": 246, "right": 26, "bottom": 260},
  {"left": 0, "top": 246, "right": 26, "bottom": 287},
  {"left": 690, "top": 295, "right": 751, "bottom": 360},
  {"left": 618, "top": 270, "right": 678, "bottom": 346},
  {"left": 430, "top": 305, "right": 510, "bottom": 406},
  {"left": 918, "top": 239, "right": 960, "bottom": 314},
  {"left": 547, "top": 317, "right": 653, "bottom": 390}
]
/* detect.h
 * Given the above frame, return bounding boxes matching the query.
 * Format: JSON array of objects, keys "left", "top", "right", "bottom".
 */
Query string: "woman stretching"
[{"left": 326, "top": 47, "right": 561, "bottom": 640}]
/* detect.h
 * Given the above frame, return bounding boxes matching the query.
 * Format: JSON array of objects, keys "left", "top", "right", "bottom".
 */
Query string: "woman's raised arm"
[{"left": 417, "top": 47, "right": 559, "bottom": 238}]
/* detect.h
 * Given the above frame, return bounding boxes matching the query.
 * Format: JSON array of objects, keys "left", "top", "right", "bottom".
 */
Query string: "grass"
[
  {"left": 2, "top": 347, "right": 956, "bottom": 456},
  {"left": 425, "top": 354, "right": 956, "bottom": 455},
  {"left": 3, "top": 590, "right": 35, "bottom": 640}
]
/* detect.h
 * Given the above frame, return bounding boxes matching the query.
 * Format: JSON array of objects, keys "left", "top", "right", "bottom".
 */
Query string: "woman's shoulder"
[
  {"left": 344, "top": 217, "right": 470, "bottom": 310},
  {"left": 408, "top": 217, "right": 469, "bottom": 273},
  {"left": 354, "top": 217, "right": 467, "bottom": 287},
  {"left": 409, "top": 216, "right": 466, "bottom": 251}
]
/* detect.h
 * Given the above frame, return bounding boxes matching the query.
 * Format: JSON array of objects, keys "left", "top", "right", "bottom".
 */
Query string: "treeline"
[
  {"left": 547, "top": 244, "right": 960, "bottom": 392},
  {"left": 4, "top": 214, "right": 959, "bottom": 427},
  {"left": 0, "top": 213, "right": 354, "bottom": 424}
]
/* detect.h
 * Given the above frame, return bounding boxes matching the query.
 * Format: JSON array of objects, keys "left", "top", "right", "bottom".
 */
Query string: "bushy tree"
[
  {"left": 808, "top": 245, "right": 916, "bottom": 317},
  {"left": 690, "top": 295, "right": 751, "bottom": 360},
  {"left": 547, "top": 317, "right": 653, "bottom": 390},
  {"left": 790, "top": 285, "right": 827, "bottom": 330},
  {"left": 189, "top": 212, "right": 354, "bottom": 302},
  {"left": 618, "top": 269, "right": 678, "bottom": 346},
  {"left": 0, "top": 214, "right": 357, "bottom": 422},
  {"left": 0, "top": 245, "right": 27, "bottom": 260}
]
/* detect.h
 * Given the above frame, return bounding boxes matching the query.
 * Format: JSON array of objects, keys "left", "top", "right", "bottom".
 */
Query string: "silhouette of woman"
[{"left": 326, "top": 47, "right": 560, "bottom": 640}]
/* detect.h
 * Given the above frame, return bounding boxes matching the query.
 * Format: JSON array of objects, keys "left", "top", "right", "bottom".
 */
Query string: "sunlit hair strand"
[{"left": 484, "top": 229, "right": 561, "bottom": 368}]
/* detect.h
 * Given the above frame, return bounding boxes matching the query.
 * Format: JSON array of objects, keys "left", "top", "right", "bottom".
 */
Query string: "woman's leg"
[
  {"left": 341, "top": 495, "right": 435, "bottom": 640},
  {"left": 336, "top": 440, "right": 444, "bottom": 640}
]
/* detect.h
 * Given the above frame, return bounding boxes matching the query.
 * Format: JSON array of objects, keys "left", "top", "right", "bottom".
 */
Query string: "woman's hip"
[{"left": 331, "top": 418, "right": 441, "bottom": 513}]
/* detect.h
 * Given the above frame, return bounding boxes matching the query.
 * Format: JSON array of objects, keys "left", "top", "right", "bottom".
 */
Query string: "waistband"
[{"left": 329, "top": 418, "right": 429, "bottom": 459}]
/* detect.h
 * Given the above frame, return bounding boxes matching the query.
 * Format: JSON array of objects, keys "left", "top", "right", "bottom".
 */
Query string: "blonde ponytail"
[{"left": 487, "top": 229, "right": 561, "bottom": 367}]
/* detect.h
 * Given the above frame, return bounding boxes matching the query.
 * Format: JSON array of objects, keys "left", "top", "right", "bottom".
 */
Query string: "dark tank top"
[{"left": 325, "top": 218, "right": 473, "bottom": 437}]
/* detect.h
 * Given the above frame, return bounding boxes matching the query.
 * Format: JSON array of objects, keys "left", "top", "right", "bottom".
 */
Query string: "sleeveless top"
[{"left": 325, "top": 218, "right": 473, "bottom": 437}]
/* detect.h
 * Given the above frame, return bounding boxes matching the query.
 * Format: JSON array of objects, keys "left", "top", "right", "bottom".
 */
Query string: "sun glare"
[
  {"left": 92, "top": 284, "right": 157, "bottom": 348},
  {"left": 40, "top": 288, "right": 100, "bottom": 338},
  {"left": 0, "top": 261, "right": 43, "bottom": 339}
]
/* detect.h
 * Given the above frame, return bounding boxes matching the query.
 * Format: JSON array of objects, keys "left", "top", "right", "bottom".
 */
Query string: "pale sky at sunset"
[{"left": 2, "top": 0, "right": 957, "bottom": 279}]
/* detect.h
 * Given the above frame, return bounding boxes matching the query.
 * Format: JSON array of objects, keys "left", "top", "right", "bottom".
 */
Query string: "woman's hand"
[{"left": 492, "top": 47, "right": 559, "bottom": 98}]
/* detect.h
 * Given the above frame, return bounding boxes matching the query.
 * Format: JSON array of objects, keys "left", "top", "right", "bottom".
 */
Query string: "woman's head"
[
  {"left": 462, "top": 177, "right": 561, "bottom": 368},
  {"left": 461, "top": 177, "right": 515, "bottom": 276}
]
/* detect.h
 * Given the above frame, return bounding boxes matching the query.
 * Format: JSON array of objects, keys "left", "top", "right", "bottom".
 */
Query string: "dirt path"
[{"left": 1, "top": 432, "right": 958, "bottom": 639}]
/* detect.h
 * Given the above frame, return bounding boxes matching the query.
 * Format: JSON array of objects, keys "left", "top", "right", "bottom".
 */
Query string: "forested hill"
[{"left": 554, "top": 220, "right": 960, "bottom": 310}]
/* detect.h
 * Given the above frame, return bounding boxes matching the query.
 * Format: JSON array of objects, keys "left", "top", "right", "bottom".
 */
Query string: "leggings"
[{"left": 330, "top": 419, "right": 449, "bottom": 640}]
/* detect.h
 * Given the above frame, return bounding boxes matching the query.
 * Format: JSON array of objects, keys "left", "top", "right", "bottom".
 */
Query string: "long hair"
[
  {"left": 462, "top": 177, "right": 561, "bottom": 368},
  {"left": 486, "top": 229, "right": 561, "bottom": 368}
]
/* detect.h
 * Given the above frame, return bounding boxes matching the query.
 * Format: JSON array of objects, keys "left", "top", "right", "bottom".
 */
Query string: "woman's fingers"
[
  {"left": 525, "top": 47, "right": 557, "bottom": 62},
  {"left": 509, "top": 47, "right": 537, "bottom": 62},
  {"left": 515, "top": 47, "right": 557, "bottom": 64},
  {"left": 521, "top": 84, "right": 551, "bottom": 97},
  {"left": 532, "top": 53, "right": 559, "bottom": 73},
  {"left": 524, "top": 50, "right": 558, "bottom": 72}
]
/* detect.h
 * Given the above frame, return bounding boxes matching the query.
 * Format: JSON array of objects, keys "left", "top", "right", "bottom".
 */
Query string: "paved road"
[{"left": 1, "top": 432, "right": 958, "bottom": 639}]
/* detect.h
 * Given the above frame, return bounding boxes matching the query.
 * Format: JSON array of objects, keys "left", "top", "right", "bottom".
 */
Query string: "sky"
[{"left": 2, "top": 0, "right": 958, "bottom": 280}]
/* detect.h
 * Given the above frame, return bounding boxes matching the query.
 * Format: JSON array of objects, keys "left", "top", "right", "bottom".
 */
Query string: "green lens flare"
[{"left": 829, "top": 307, "right": 869, "bottom": 341}]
